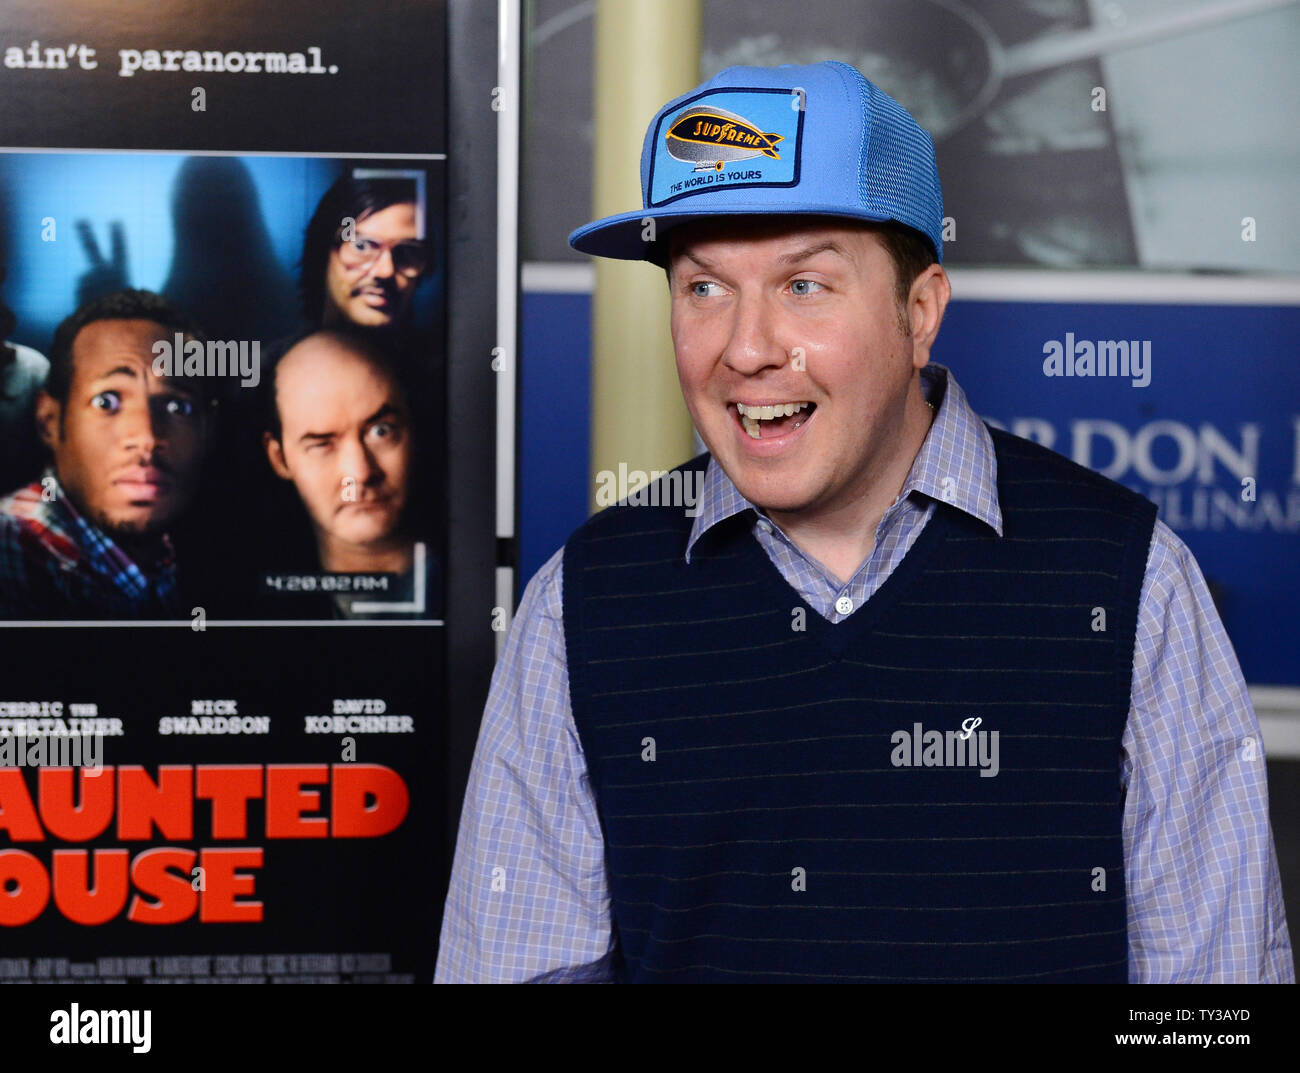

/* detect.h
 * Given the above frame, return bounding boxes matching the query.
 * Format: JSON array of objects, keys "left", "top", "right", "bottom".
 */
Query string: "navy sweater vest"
[{"left": 563, "top": 430, "right": 1157, "bottom": 983}]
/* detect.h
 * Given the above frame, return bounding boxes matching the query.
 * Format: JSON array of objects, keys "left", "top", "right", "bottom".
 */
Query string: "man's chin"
[
  {"left": 347, "top": 302, "right": 395, "bottom": 327},
  {"left": 708, "top": 448, "right": 803, "bottom": 510},
  {"left": 95, "top": 511, "right": 170, "bottom": 546},
  {"left": 746, "top": 495, "right": 815, "bottom": 519},
  {"left": 330, "top": 518, "right": 403, "bottom": 552},
  {"left": 724, "top": 467, "right": 818, "bottom": 518}
]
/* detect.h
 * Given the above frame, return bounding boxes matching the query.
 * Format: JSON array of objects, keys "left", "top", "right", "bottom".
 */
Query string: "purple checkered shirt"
[{"left": 437, "top": 364, "right": 1294, "bottom": 984}]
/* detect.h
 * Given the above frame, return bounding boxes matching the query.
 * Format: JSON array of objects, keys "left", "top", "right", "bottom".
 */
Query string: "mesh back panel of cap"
[{"left": 850, "top": 66, "right": 943, "bottom": 254}]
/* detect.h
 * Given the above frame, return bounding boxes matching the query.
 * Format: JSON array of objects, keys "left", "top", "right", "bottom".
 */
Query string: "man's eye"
[
  {"left": 790, "top": 279, "right": 824, "bottom": 296},
  {"left": 164, "top": 397, "right": 195, "bottom": 417},
  {"left": 91, "top": 391, "right": 122, "bottom": 413},
  {"left": 369, "top": 422, "right": 401, "bottom": 442},
  {"left": 691, "top": 281, "right": 721, "bottom": 298},
  {"left": 351, "top": 239, "right": 379, "bottom": 254}
]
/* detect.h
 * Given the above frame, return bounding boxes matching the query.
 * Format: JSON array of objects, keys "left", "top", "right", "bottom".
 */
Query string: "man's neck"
[
  {"left": 113, "top": 531, "right": 168, "bottom": 568},
  {"left": 316, "top": 531, "right": 413, "bottom": 575},
  {"left": 55, "top": 478, "right": 168, "bottom": 569},
  {"left": 763, "top": 385, "right": 936, "bottom": 586}
]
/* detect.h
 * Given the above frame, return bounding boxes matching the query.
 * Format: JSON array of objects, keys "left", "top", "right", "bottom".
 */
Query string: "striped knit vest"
[{"left": 563, "top": 430, "right": 1157, "bottom": 983}]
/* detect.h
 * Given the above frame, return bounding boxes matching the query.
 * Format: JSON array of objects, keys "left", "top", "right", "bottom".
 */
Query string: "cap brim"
[{"left": 568, "top": 203, "right": 923, "bottom": 264}]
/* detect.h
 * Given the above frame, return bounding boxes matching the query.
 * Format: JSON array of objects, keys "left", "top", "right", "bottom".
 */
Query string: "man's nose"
[
  {"left": 721, "top": 291, "right": 786, "bottom": 376},
  {"left": 122, "top": 399, "right": 161, "bottom": 454},
  {"left": 369, "top": 246, "right": 397, "bottom": 278},
  {"left": 338, "top": 436, "right": 383, "bottom": 490}
]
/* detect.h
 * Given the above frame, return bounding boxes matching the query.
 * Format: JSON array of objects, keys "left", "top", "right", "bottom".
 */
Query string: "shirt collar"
[
  {"left": 43, "top": 468, "right": 176, "bottom": 578},
  {"left": 684, "top": 363, "right": 1003, "bottom": 562}
]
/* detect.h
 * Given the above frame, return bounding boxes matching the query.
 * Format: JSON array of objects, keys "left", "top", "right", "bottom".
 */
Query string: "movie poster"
[{"left": 0, "top": 0, "right": 492, "bottom": 984}]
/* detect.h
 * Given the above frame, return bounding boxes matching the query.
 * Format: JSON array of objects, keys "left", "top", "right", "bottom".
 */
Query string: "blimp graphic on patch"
[{"left": 664, "top": 105, "right": 784, "bottom": 172}]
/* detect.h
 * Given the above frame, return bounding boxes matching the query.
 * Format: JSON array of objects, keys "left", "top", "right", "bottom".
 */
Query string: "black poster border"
[{"left": 444, "top": 0, "right": 514, "bottom": 874}]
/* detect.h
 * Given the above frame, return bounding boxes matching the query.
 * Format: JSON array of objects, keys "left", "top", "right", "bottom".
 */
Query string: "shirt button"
[
  {"left": 835, "top": 596, "right": 854, "bottom": 615},
  {"left": 756, "top": 518, "right": 773, "bottom": 534}
]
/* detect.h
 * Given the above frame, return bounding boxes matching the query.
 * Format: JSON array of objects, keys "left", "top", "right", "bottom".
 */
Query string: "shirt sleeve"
[
  {"left": 1121, "top": 519, "right": 1295, "bottom": 982},
  {"left": 434, "top": 547, "right": 617, "bottom": 982}
]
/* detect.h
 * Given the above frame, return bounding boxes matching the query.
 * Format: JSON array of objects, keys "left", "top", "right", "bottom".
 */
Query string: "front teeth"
[
  {"left": 737, "top": 402, "right": 809, "bottom": 420},
  {"left": 736, "top": 401, "right": 811, "bottom": 439}
]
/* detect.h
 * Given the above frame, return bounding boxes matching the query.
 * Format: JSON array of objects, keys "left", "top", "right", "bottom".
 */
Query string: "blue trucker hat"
[{"left": 568, "top": 60, "right": 944, "bottom": 263}]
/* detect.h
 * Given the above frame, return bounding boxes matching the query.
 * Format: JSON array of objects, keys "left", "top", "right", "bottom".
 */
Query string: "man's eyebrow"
[
  {"left": 158, "top": 377, "right": 201, "bottom": 397},
  {"left": 777, "top": 240, "right": 850, "bottom": 265},
  {"left": 672, "top": 240, "right": 850, "bottom": 273},
  {"left": 352, "top": 231, "right": 423, "bottom": 246},
  {"left": 90, "top": 365, "right": 142, "bottom": 383},
  {"left": 674, "top": 248, "right": 718, "bottom": 273},
  {"left": 364, "top": 403, "right": 403, "bottom": 425},
  {"left": 297, "top": 430, "right": 336, "bottom": 445}
]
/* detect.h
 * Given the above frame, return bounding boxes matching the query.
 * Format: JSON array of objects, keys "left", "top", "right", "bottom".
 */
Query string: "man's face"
[
  {"left": 669, "top": 217, "right": 935, "bottom": 520},
  {"left": 323, "top": 202, "right": 422, "bottom": 328},
  {"left": 265, "top": 335, "right": 411, "bottom": 551},
  {"left": 37, "top": 318, "right": 206, "bottom": 540}
]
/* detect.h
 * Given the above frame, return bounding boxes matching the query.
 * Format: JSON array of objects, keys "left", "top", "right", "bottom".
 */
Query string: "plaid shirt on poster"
[{"left": 0, "top": 470, "right": 181, "bottom": 619}]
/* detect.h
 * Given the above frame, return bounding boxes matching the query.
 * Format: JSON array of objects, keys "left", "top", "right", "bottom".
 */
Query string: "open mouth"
[{"left": 734, "top": 401, "right": 816, "bottom": 440}]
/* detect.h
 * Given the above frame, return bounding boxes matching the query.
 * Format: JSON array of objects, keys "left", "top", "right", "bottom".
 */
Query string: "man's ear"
[
  {"left": 263, "top": 431, "right": 292, "bottom": 480},
  {"left": 34, "top": 391, "right": 61, "bottom": 450},
  {"left": 907, "top": 264, "right": 951, "bottom": 369}
]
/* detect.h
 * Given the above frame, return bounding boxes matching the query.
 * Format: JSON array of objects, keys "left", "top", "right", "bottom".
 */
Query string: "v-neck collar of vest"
[{"left": 739, "top": 499, "right": 960, "bottom": 657}]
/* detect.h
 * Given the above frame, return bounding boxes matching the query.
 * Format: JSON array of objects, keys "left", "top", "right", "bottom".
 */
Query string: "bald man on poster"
[{"left": 437, "top": 61, "right": 1293, "bottom": 984}]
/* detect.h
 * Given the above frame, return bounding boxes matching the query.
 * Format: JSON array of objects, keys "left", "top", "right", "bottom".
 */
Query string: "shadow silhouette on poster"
[
  {"left": 158, "top": 157, "right": 304, "bottom": 613},
  {"left": 161, "top": 156, "right": 298, "bottom": 344}
]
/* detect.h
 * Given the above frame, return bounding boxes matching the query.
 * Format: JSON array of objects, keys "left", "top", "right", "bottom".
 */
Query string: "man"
[
  {"left": 0, "top": 289, "right": 211, "bottom": 619},
  {"left": 438, "top": 62, "right": 1293, "bottom": 982},
  {"left": 299, "top": 175, "right": 431, "bottom": 332},
  {"left": 261, "top": 329, "right": 433, "bottom": 618}
]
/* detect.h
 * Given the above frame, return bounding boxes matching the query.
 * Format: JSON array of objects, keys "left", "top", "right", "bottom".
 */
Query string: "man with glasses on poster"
[{"left": 300, "top": 174, "right": 432, "bottom": 334}]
